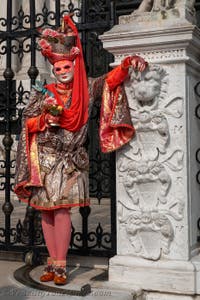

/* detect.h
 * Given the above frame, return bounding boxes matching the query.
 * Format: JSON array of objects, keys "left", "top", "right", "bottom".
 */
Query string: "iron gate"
[
  {"left": 1, "top": 0, "right": 200, "bottom": 262},
  {"left": 0, "top": 0, "right": 144, "bottom": 261}
]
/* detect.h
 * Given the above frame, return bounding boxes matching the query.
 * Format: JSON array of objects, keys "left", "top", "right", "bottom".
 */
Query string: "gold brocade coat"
[{"left": 14, "top": 75, "right": 133, "bottom": 211}]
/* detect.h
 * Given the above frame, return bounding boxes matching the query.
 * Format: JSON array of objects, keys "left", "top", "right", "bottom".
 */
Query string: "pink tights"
[{"left": 41, "top": 208, "right": 71, "bottom": 262}]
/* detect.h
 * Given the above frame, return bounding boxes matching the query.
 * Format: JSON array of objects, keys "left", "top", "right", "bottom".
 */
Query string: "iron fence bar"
[
  {"left": 27, "top": 0, "right": 38, "bottom": 86},
  {"left": 25, "top": 0, "right": 39, "bottom": 249},
  {"left": 0, "top": 30, "right": 36, "bottom": 39},
  {"left": 194, "top": 79, "right": 200, "bottom": 241},
  {"left": 55, "top": 0, "right": 61, "bottom": 27},
  {"left": 80, "top": 0, "right": 87, "bottom": 57},
  {"left": 78, "top": 0, "right": 91, "bottom": 252},
  {"left": 2, "top": 0, "right": 14, "bottom": 248},
  {"left": 110, "top": 1, "right": 116, "bottom": 28}
]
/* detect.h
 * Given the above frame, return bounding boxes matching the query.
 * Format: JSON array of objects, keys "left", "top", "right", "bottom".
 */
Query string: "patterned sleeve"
[
  {"left": 23, "top": 88, "right": 44, "bottom": 119},
  {"left": 88, "top": 75, "right": 106, "bottom": 102}
]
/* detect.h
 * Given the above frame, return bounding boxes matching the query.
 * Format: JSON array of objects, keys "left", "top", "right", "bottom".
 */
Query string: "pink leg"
[
  {"left": 41, "top": 210, "right": 57, "bottom": 260},
  {"left": 54, "top": 208, "right": 71, "bottom": 261}
]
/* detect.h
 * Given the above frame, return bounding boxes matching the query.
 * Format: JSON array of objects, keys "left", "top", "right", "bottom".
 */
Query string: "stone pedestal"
[{"left": 100, "top": 3, "right": 200, "bottom": 299}]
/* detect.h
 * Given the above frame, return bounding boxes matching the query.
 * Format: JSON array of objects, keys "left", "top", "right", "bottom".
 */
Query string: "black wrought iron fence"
[
  {"left": 0, "top": 0, "right": 145, "bottom": 262},
  {"left": 194, "top": 81, "right": 200, "bottom": 242}
]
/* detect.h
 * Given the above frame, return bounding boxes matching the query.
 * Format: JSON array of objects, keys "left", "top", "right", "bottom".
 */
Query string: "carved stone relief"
[
  {"left": 117, "top": 64, "right": 184, "bottom": 260},
  {"left": 118, "top": 160, "right": 171, "bottom": 208},
  {"left": 125, "top": 65, "right": 183, "bottom": 160},
  {"left": 115, "top": 49, "right": 186, "bottom": 65},
  {"left": 119, "top": 0, "right": 195, "bottom": 24},
  {"left": 121, "top": 211, "right": 174, "bottom": 260}
]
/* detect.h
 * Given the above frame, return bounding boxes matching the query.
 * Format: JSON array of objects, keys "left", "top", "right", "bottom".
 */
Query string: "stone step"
[{"left": 12, "top": 264, "right": 141, "bottom": 300}]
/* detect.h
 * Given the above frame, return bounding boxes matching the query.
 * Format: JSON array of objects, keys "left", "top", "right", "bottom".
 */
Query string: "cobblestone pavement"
[{"left": 0, "top": 260, "right": 135, "bottom": 300}]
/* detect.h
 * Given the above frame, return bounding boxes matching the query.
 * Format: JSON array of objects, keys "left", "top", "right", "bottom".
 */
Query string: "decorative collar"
[{"left": 55, "top": 82, "right": 73, "bottom": 94}]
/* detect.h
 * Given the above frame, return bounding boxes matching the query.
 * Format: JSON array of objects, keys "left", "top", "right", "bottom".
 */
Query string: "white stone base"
[
  {"left": 109, "top": 255, "right": 198, "bottom": 295},
  {"left": 145, "top": 292, "right": 200, "bottom": 300},
  {"left": 191, "top": 255, "right": 200, "bottom": 295}
]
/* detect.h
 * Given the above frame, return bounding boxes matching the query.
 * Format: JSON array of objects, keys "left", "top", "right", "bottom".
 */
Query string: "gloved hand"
[{"left": 122, "top": 55, "right": 148, "bottom": 72}]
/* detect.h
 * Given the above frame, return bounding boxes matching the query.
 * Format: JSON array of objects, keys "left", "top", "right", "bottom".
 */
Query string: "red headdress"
[{"left": 38, "top": 15, "right": 89, "bottom": 132}]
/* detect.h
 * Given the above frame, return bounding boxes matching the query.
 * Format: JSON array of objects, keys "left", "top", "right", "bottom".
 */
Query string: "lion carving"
[
  {"left": 128, "top": 64, "right": 168, "bottom": 109},
  {"left": 125, "top": 65, "right": 169, "bottom": 159}
]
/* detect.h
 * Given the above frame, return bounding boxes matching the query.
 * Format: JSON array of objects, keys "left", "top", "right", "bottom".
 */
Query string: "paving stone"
[{"left": 0, "top": 260, "right": 135, "bottom": 300}]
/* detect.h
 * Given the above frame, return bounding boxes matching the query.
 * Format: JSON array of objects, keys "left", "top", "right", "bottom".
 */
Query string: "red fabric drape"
[{"left": 45, "top": 80, "right": 87, "bottom": 132}]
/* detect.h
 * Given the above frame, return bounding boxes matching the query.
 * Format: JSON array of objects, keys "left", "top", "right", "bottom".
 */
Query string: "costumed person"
[{"left": 14, "top": 15, "right": 148, "bottom": 285}]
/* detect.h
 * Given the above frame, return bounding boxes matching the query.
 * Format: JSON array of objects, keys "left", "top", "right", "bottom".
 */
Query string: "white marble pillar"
[{"left": 100, "top": 2, "right": 200, "bottom": 299}]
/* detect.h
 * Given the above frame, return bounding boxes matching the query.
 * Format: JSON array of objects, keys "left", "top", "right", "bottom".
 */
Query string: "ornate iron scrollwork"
[
  {"left": 0, "top": 0, "right": 119, "bottom": 259},
  {"left": 195, "top": 81, "right": 200, "bottom": 186},
  {"left": 195, "top": 80, "right": 200, "bottom": 243}
]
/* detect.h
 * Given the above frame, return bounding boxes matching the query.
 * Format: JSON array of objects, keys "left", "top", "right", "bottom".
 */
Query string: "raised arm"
[
  {"left": 106, "top": 55, "right": 148, "bottom": 91},
  {"left": 89, "top": 55, "right": 147, "bottom": 101},
  {"left": 99, "top": 55, "right": 148, "bottom": 153}
]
